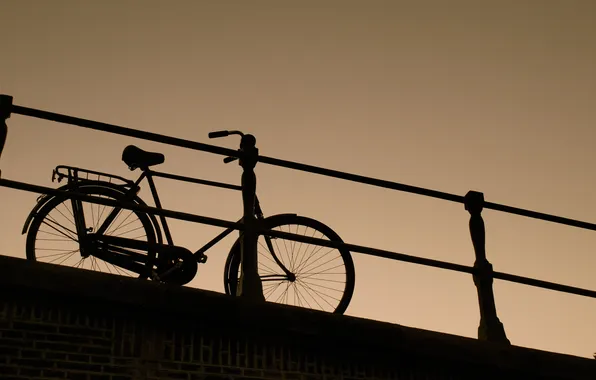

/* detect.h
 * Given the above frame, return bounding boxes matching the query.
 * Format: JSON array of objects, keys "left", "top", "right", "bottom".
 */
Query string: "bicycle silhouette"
[{"left": 21, "top": 131, "right": 356, "bottom": 314}]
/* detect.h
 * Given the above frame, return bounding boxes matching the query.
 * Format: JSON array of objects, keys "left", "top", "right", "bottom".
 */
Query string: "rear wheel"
[
  {"left": 223, "top": 214, "right": 355, "bottom": 314},
  {"left": 26, "top": 185, "right": 157, "bottom": 278}
]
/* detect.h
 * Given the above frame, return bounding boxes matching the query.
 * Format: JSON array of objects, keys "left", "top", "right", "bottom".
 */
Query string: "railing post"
[
  {"left": 237, "top": 134, "right": 265, "bottom": 302},
  {"left": 464, "top": 191, "right": 510, "bottom": 344},
  {"left": 0, "top": 95, "right": 12, "bottom": 177}
]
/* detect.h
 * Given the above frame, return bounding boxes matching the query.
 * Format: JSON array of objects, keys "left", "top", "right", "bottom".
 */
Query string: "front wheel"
[{"left": 223, "top": 214, "right": 355, "bottom": 314}]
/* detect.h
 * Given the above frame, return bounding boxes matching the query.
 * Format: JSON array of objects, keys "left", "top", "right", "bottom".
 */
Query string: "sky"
[{"left": 1, "top": 0, "right": 595, "bottom": 358}]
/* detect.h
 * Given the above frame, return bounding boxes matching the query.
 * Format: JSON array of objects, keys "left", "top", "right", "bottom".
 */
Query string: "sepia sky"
[{"left": 1, "top": 0, "right": 595, "bottom": 358}]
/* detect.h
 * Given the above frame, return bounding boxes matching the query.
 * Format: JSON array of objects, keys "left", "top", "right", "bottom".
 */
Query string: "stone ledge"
[{"left": 0, "top": 254, "right": 594, "bottom": 379}]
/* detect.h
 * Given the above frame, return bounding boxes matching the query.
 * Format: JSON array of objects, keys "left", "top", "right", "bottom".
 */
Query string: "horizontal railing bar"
[
  {"left": 493, "top": 271, "right": 596, "bottom": 298},
  {"left": 262, "top": 227, "right": 475, "bottom": 273},
  {"left": 11, "top": 105, "right": 239, "bottom": 159},
  {"left": 1, "top": 177, "right": 594, "bottom": 299},
  {"left": 0, "top": 178, "right": 243, "bottom": 231},
  {"left": 9, "top": 103, "right": 596, "bottom": 233},
  {"left": 258, "top": 155, "right": 465, "bottom": 203},
  {"left": 262, "top": 229, "right": 595, "bottom": 299},
  {"left": 259, "top": 154, "right": 596, "bottom": 232},
  {"left": 150, "top": 171, "right": 242, "bottom": 191},
  {"left": 485, "top": 201, "right": 596, "bottom": 232}
]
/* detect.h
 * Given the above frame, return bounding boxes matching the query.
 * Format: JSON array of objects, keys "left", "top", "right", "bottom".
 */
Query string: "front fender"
[{"left": 227, "top": 213, "right": 299, "bottom": 248}]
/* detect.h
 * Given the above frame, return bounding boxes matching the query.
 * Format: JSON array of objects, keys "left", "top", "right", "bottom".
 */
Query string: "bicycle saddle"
[{"left": 122, "top": 145, "right": 165, "bottom": 170}]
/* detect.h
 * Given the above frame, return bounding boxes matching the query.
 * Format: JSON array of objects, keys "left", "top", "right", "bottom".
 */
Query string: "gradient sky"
[{"left": 1, "top": 0, "right": 595, "bottom": 358}]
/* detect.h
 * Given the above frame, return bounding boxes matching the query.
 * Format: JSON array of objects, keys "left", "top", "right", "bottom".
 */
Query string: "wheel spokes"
[
  {"left": 249, "top": 222, "right": 348, "bottom": 313},
  {"left": 32, "top": 191, "right": 153, "bottom": 278}
]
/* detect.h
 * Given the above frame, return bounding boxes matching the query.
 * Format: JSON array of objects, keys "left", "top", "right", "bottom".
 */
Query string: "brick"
[
  {"left": 89, "top": 374, "right": 111, "bottom": 380},
  {"left": 221, "top": 367, "right": 242, "bottom": 375},
  {"left": 13, "top": 321, "right": 58, "bottom": 333},
  {"left": 68, "top": 373, "right": 89, "bottom": 380},
  {"left": 59, "top": 326, "right": 107, "bottom": 338},
  {"left": 90, "top": 355, "right": 111, "bottom": 364},
  {"left": 24, "top": 332, "right": 51, "bottom": 344},
  {"left": 80, "top": 345, "right": 111, "bottom": 355},
  {"left": 0, "top": 338, "right": 34, "bottom": 348},
  {"left": 113, "top": 358, "right": 135, "bottom": 366},
  {"left": 44, "top": 308, "right": 62, "bottom": 324},
  {"left": 42, "top": 368, "right": 67, "bottom": 378},
  {"left": 50, "top": 333, "right": 93, "bottom": 345},
  {"left": 180, "top": 363, "right": 202, "bottom": 372},
  {"left": 0, "top": 365, "right": 18, "bottom": 375},
  {"left": 46, "top": 352, "right": 68, "bottom": 360},
  {"left": 12, "top": 358, "right": 54, "bottom": 368},
  {"left": 21, "top": 349, "right": 44, "bottom": 358},
  {"left": 35, "top": 341, "right": 80, "bottom": 352},
  {"left": 0, "top": 346, "right": 19, "bottom": 356},
  {"left": 56, "top": 360, "right": 103, "bottom": 372},
  {"left": 19, "top": 367, "right": 43, "bottom": 377},
  {"left": 101, "top": 365, "right": 133, "bottom": 375},
  {"left": 0, "top": 302, "right": 9, "bottom": 317},
  {"left": 157, "top": 370, "right": 190, "bottom": 379},
  {"left": 12, "top": 304, "right": 31, "bottom": 319},
  {"left": 1, "top": 330, "right": 23, "bottom": 339},
  {"left": 204, "top": 365, "right": 222, "bottom": 374},
  {"left": 160, "top": 361, "right": 181, "bottom": 371},
  {"left": 68, "top": 353, "right": 91, "bottom": 362},
  {"left": 284, "top": 372, "right": 304, "bottom": 380},
  {"left": 243, "top": 369, "right": 264, "bottom": 377},
  {"left": 90, "top": 337, "right": 113, "bottom": 346},
  {"left": 263, "top": 370, "right": 283, "bottom": 379}
]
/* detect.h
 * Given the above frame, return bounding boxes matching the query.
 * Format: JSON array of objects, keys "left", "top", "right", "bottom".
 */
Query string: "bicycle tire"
[
  {"left": 26, "top": 184, "right": 157, "bottom": 279},
  {"left": 223, "top": 214, "right": 355, "bottom": 314}
]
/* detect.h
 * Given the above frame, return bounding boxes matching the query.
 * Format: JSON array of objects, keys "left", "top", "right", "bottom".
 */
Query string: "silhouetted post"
[
  {"left": 0, "top": 95, "right": 12, "bottom": 177},
  {"left": 237, "top": 134, "right": 265, "bottom": 302},
  {"left": 464, "top": 191, "right": 510, "bottom": 344}
]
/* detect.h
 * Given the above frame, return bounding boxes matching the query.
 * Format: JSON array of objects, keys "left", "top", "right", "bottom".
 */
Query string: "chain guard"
[{"left": 88, "top": 233, "right": 198, "bottom": 286}]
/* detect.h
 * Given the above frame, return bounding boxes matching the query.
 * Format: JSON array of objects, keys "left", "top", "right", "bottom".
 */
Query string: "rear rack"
[{"left": 52, "top": 165, "right": 135, "bottom": 188}]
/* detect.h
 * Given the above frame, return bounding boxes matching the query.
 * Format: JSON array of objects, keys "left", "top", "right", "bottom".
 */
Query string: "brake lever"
[{"left": 208, "top": 130, "right": 245, "bottom": 164}]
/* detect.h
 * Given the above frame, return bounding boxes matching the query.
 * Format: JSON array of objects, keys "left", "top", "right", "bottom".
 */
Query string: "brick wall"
[{"left": 0, "top": 255, "right": 594, "bottom": 380}]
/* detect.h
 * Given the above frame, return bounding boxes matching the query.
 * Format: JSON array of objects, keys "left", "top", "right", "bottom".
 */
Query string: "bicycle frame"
[{"left": 66, "top": 166, "right": 293, "bottom": 281}]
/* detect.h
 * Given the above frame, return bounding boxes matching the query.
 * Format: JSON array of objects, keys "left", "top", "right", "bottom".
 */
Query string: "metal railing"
[{"left": 1, "top": 94, "right": 595, "bottom": 345}]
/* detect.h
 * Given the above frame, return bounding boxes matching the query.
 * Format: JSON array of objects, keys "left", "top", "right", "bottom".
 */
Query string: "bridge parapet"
[{"left": 0, "top": 254, "right": 593, "bottom": 380}]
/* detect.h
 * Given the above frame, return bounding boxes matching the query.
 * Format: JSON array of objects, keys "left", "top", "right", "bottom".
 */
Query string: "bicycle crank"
[{"left": 154, "top": 250, "right": 198, "bottom": 286}]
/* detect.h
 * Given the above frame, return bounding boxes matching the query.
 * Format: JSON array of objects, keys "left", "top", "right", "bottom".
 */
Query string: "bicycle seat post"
[{"left": 237, "top": 134, "right": 265, "bottom": 302}]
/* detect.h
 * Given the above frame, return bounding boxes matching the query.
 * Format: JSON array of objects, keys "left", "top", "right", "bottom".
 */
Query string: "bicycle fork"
[
  {"left": 261, "top": 233, "right": 296, "bottom": 282},
  {"left": 254, "top": 202, "right": 295, "bottom": 282}
]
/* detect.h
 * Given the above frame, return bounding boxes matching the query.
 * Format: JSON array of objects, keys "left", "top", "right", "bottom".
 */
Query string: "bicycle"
[{"left": 21, "top": 131, "right": 356, "bottom": 314}]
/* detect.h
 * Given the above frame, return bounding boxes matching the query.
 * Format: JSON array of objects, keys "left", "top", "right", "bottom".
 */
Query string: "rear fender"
[
  {"left": 21, "top": 181, "right": 163, "bottom": 244},
  {"left": 21, "top": 183, "right": 72, "bottom": 235}
]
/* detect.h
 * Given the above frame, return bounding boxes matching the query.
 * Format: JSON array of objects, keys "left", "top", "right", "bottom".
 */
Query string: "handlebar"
[
  {"left": 208, "top": 130, "right": 248, "bottom": 164},
  {"left": 208, "top": 130, "right": 244, "bottom": 139}
]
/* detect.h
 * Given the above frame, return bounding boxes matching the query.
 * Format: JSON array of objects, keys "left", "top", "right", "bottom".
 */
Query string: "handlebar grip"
[
  {"left": 223, "top": 156, "right": 238, "bottom": 164},
  {"left": 208, "top": 131, "right": 230, "bottom": 138}
]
